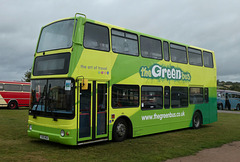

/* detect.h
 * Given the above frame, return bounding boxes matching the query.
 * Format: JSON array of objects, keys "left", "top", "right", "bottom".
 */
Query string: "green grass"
[{"left": 1, "top": 109, "right": 240, "bottom": 162}]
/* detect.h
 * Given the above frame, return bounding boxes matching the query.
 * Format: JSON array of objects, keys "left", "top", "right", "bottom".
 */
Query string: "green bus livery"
[{"left": 28, "top": 13, "right": 217, "bottom": 145}]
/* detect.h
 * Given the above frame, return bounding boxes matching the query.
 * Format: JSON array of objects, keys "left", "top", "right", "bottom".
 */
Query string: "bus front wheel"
[
  {"left": 113, "top": 118, "right": 128, "bottom": 142},
  {"left": 192, "top": 111, "right": 202, "bottom": 129},
  {"left": 8, "top": 100, "right": 18, "bottom": 109}
]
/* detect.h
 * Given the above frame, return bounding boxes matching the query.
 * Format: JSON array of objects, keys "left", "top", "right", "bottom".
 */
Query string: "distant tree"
[
  {"left": 230, "top": 84, "right": 240, "bottom": 92},
  {"left": 22, "top": 68, "right": 31, "bottom": 82},
  {"left": 221, "top": 81, "right": 225, "bottom": 84},
  {"left": 226, "top": 81, "right": 232, "bottom": 85}
]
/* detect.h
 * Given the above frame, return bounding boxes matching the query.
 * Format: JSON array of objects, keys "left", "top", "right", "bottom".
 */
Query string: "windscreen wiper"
[
  {"left": 48, "top": 103, "right": 58, "bottom": 121},
  {"left": 32, "top": 97, "right": 44, "bottom": 119},
  {"left": 47, "top": 84, "right": 58, "bottom": 121},
  {"left": 32, "top": 85, "right": 47, "bottom": 118}
]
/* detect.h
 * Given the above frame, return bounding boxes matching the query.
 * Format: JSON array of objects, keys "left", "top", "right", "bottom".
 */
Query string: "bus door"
[
  {"left": 78, "top": 81, "right": 108, "bottom": 143},
  {"left": 228, "top": 93, "right": 237, "bottom": 109}
]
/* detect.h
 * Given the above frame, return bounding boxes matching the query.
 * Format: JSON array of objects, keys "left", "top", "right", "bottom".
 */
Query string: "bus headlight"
[
  {"left": 29, "top": 125, "right": 32, "bottom": 131},
  {"left": 60, "top": 130, "right": 65, "bottom": 137}
]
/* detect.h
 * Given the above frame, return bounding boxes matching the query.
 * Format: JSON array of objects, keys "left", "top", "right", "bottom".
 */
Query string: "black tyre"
[
  {"left": 219, "top": 104, "right": 223, "bottom": 110},
  {"left": 237, "top": 104, "right": 240, "bottom": 111},
  {"left": 8, "top": 100, "right": 18, "bottom": 109},
  {"left": 192, "top": 111, "right": 202, "bottom": 129},
  {"left": 113, "top": 118, "right": 128, "bottom": 142}
]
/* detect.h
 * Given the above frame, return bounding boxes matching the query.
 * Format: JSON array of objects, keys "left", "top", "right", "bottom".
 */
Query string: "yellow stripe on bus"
[{"left": 0, "top": 94, "right": 7, "bottom": 105}]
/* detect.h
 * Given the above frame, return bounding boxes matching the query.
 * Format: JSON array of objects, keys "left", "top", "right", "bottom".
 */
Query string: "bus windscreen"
[{"left": 37, "top": 19, "right": 75, "bottom": 52}]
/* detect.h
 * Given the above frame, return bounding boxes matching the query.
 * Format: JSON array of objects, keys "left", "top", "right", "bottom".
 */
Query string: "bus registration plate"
[{"left": 40, "top": 135, "right": 49, "bottom": 140}]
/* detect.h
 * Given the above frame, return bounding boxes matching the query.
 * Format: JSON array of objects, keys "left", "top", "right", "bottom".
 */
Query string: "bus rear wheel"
[
  {"left": 8, "top": 101, "right": 18, "bottom": 109},
  {"left": 192, "top": 111, "right": 202, "bottom": 129},
  {"left": 113, "top": 118, "right": 128, "bottom": 142},
  {"left": 218, "top": 103, "right": 223, "bottom": 110},
  {"left": 237, "top": 104, "right": 240, "bottom": 111}
]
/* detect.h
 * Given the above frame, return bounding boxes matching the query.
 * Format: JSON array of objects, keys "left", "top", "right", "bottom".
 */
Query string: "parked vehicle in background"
[
  {"left": 217, "top": 90, "right": 240, "bottom": 110},
  {"left": 0, "top": 81, "right": 30, "bottom": 109}
]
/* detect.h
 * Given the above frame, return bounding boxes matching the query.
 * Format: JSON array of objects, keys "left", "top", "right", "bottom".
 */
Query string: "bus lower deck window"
[
  {"left": 164, "top": 86, "right": 170, "bottom": 108},
  {"left": 141, "top": 86, "right": 163, "bottom": 110},
  {"left": 112, "top": 84, "right": 139, "bottom": 108},
  {"left": 171, "top": 87, "right": 188, "bottom": 108},
  {"left": 190, "top": 87, "right": 203, "bottom": 104},
  {"left": 204, "top": 88, "right": 209, "bottom": 103}
]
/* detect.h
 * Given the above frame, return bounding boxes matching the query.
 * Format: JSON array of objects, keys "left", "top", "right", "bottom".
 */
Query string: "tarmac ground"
[
  {"left": 166, "top": 110, "right": 240, "bottom": 162},
  {"left": 166, "top": 141, "right": 240, "bottom": 162}
]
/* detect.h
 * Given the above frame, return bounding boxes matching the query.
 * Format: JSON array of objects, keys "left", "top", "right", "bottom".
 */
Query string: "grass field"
[{"left": 1, "top": 109, "right": 240, "bottom": 162}]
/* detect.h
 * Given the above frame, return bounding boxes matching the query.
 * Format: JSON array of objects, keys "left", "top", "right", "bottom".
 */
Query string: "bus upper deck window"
[
  {"left": 112, "top": 29, "right": 139, "bottom": 56},
  {"left": 140, "top": 36, "right": 162, "bottom": 60},
  {"left": 0, "top": 83, "right": 3, "bottom": 91},
  {"left": 188, "top": 48, "right": 203, "bottom": 66},
  {"left": 170, "top": 44, "right": 187, "bottom": 64},
  {"left": 203, "top": 51, "right": 214, "bottom": 68},
  {"left": 83, "top": 23, "right": 110, "bottom": 52},
  {"left": 163, "top": 41, "right": 169, "bottom": 61}
]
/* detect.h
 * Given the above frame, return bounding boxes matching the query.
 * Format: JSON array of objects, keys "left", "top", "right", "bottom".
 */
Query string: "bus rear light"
[
  {"left": 111, "top": 114, "right": 115, "bottom": 119},
  {"left": 66, "top": 131, "right": 70, "bottom": 136}
]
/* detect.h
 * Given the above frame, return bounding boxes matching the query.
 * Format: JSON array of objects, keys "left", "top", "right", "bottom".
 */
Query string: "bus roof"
[
  {"left": 43, "top": 14, "right": 214, "bottom": 53},
  {"left": 0, "top": 81, "right": 30, "bottom": 85},
  {"left": 217, "top": 89, "right": 240, "bottom": 94}
]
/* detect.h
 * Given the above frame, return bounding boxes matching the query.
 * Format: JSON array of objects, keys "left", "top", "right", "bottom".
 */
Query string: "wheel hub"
[
  {"left": 116, "top": 123, "right": 126, "bottom": 137},
  {"left": 194, "top": 116, "right": 200, "bottom": 127}
]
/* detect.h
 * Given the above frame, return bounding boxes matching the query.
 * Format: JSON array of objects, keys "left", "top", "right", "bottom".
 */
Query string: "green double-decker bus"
[{"left": 28, "top": 13, "right": 217, "bottom": 145}]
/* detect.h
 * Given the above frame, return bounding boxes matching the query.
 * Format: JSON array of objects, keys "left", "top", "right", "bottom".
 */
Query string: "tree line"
[
  {"left": 22, "top": 68, "right": 31, "bottom": 82},
  {"left": 218, "top": 80, "right": 240, "bottom": 92}
]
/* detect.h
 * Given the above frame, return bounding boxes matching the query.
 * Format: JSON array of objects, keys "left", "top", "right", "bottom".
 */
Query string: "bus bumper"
[{"left": 27, "top": 124, "right": 77, "bottom": 145}]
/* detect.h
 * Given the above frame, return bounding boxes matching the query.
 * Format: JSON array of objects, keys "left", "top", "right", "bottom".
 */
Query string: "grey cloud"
[{"left": 0, "top": 0, "right": 240, "bottom": 81}]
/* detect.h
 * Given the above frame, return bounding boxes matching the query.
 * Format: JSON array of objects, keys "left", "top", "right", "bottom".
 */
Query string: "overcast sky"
[{"left": 1, "top": 0, "right": 240, "bottom": 82}]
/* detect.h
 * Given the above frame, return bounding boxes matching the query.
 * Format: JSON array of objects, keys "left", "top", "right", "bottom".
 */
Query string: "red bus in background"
[{"left": 0, "top": 81, "right": 30, "bottom": 109}]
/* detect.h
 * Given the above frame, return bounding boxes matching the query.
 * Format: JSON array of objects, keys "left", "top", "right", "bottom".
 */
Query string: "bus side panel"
[
  {"left": 0, "top": 91, "right": 30, "bottom": 107},
  {"left": 208, "top": 87, "right": 218, "bottom": 124},
  {"left": 17, "top": 92, "right": 30, "bottom": 107},
  {"left": 217, "top": 97, "right": 225, "bottom": 109},
  {"left": 129, "top": 108, "right": 193, "bottom": 137},
  {"left": 191, "top": 87, "right": 217, "bottom": 126},
  {"left": 0, "top": 93, "right": 8, "bottom": 106},
  {"left": 229, "top": 96, "right": 240, "bottom": 109},
  {"left": 111, "top": 86, "right": 217, "bottom": 138},
  {"left": 109, "top": 53, "right": 217, "bottom": 138}
]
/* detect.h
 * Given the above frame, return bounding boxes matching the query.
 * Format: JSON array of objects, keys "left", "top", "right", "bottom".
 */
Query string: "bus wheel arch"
[
  {"left": 112, "top": 116, "right": 133, "bottom": 142},
  {"left": 8, "top": 100, "right": 18, "bottom": 109},
  {"left": 192, "top": 110, "right": 202, "bottom": 129}
]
